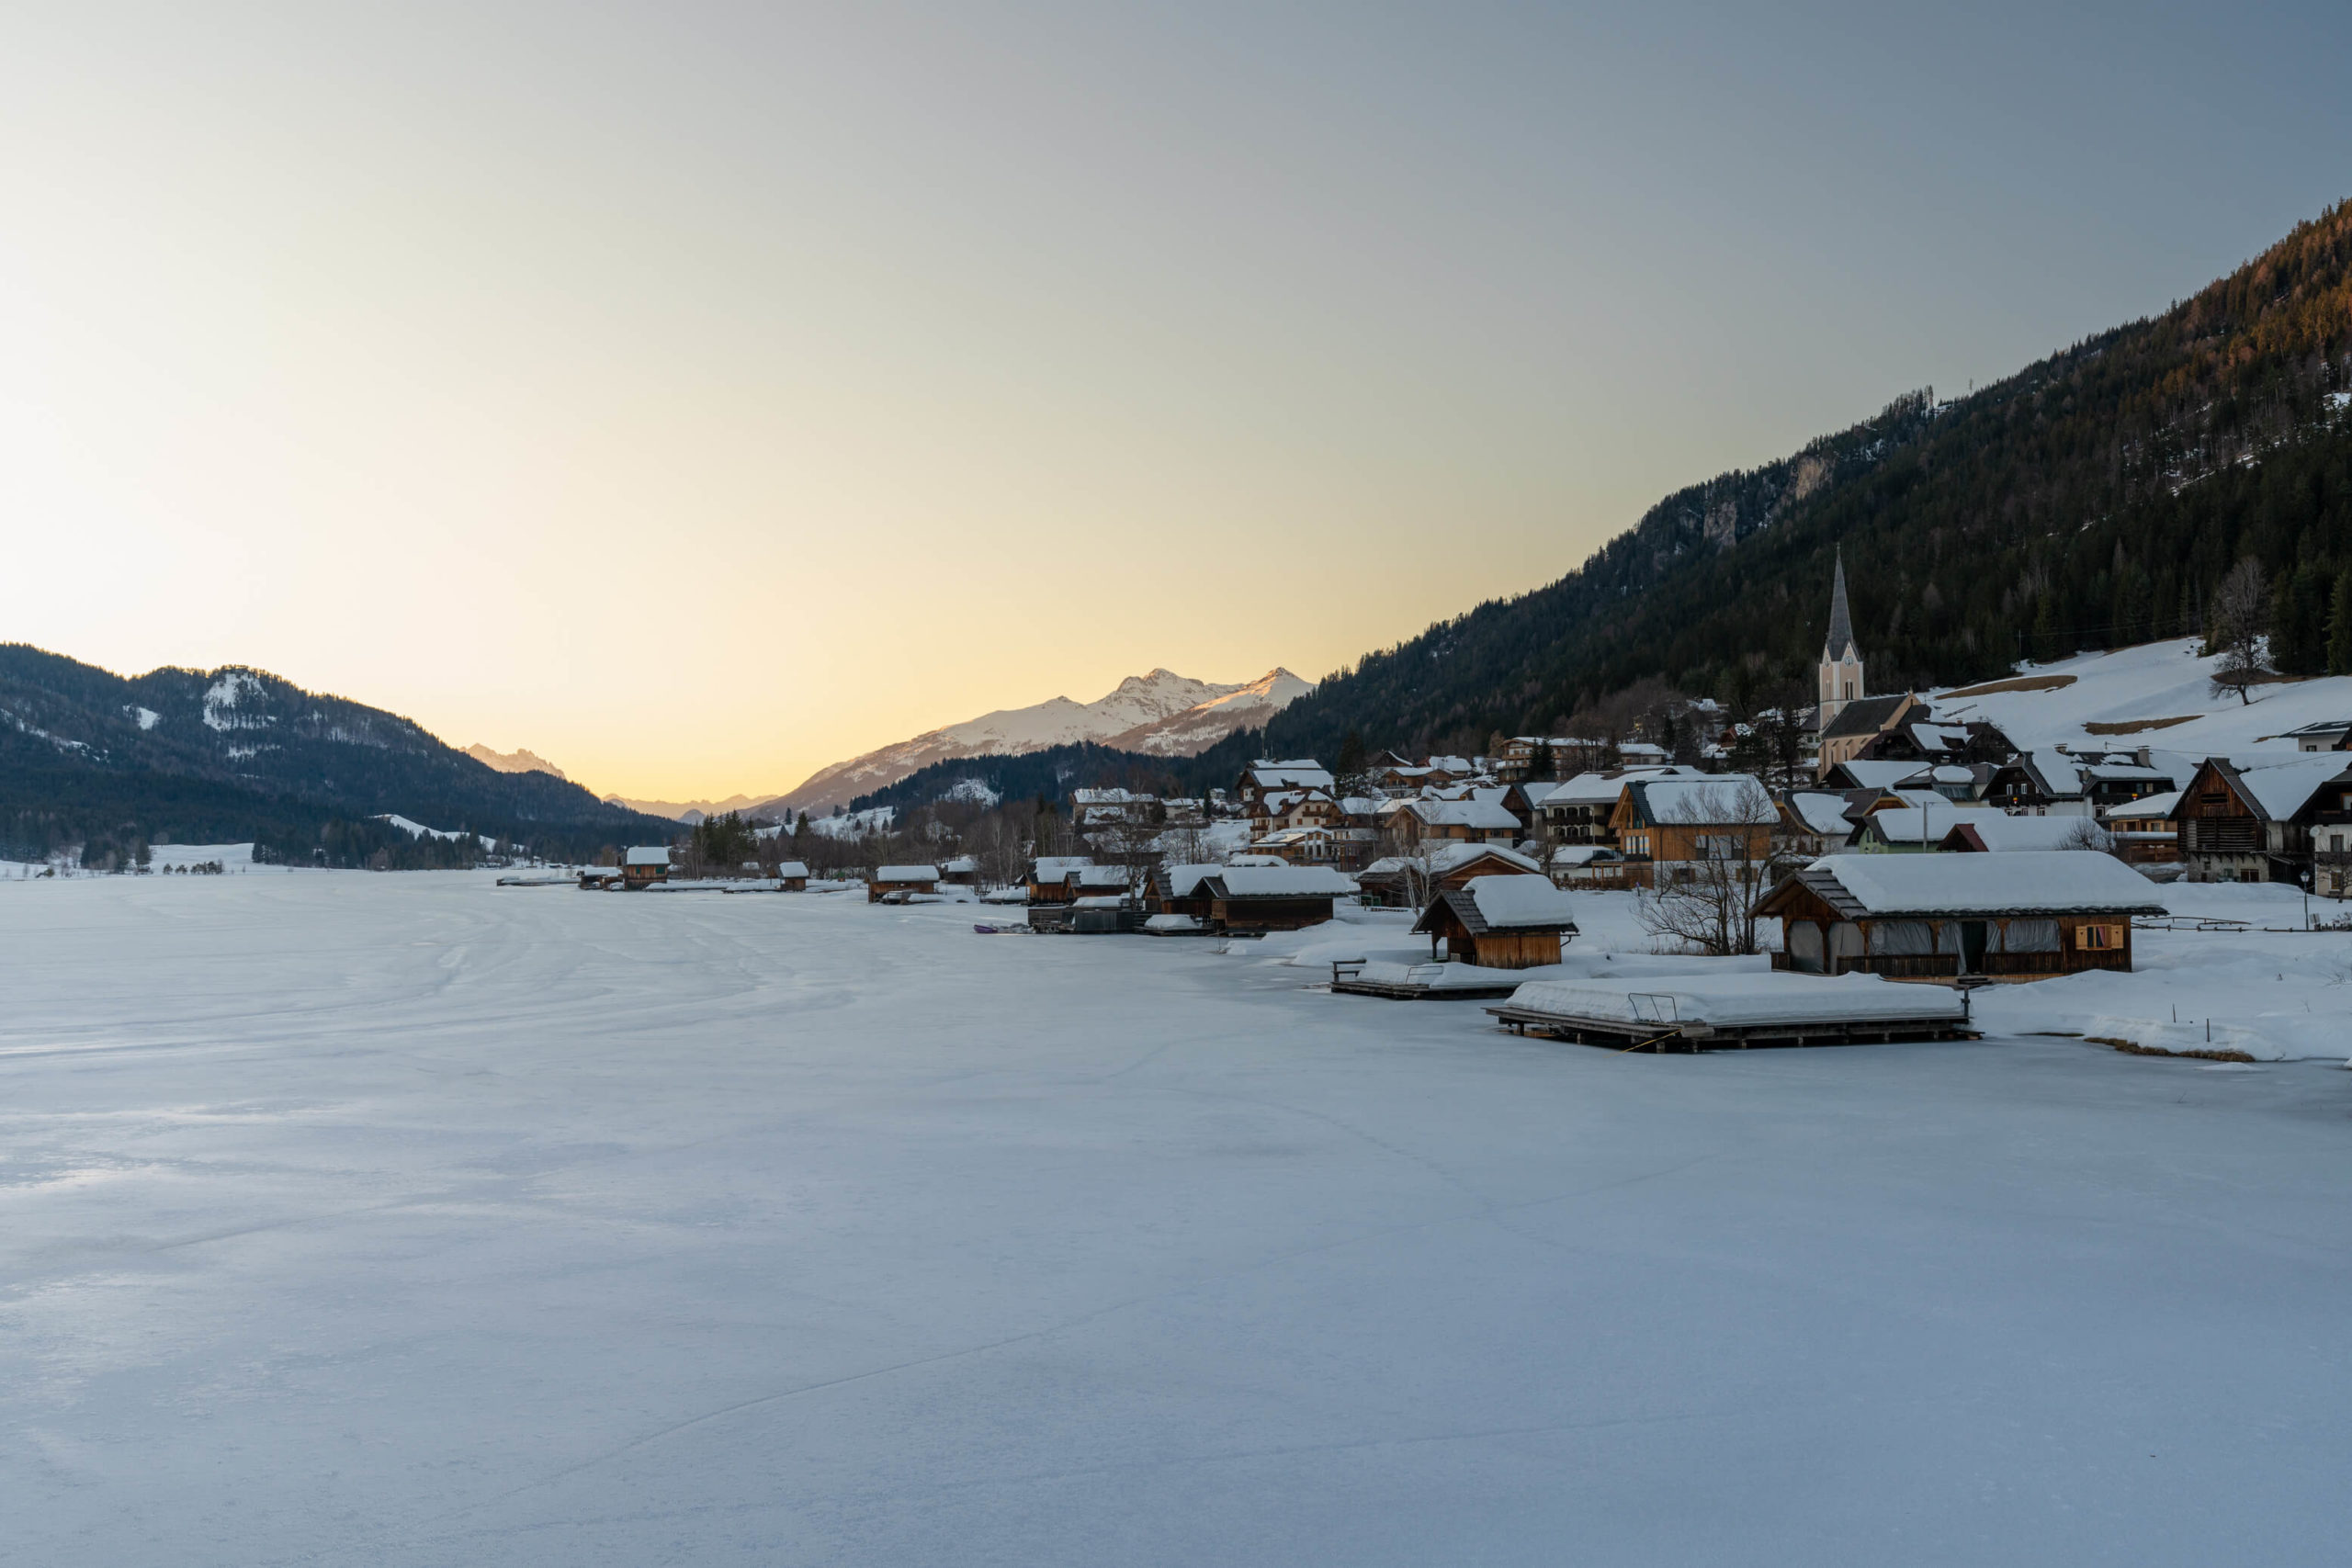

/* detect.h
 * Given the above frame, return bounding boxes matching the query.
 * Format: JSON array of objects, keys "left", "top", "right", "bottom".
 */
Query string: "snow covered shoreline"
[{"left": 1, "top": 871, "right": 2347, "bottom": 1564}]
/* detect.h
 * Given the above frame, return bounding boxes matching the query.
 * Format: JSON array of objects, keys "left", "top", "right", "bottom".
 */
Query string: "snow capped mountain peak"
[{"left": 766, "top": 663, "right": 1314, "bottom": 813}]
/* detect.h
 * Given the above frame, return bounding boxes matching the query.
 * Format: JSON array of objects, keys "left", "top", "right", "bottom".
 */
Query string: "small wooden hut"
[
  {"left": 774, "top": 860, "right": 809, "bottom": 892},
  {"left": 620, "top": 846, "right": 671, "bottom": 889},
  {"left": 869, "top": 864, "right": 940, "bottom": 903},
  {"left": 1194, "top": 865, "right": 1357, "bottom": 934},
  {"left": 1025, "top": 856, "right": 1093, "bottom": 904},
  {"left": 1753, "top": 852, "right": 2163, "bottom": 980},
  {"left": 939, "top": 855, "right": 979, "bottom": 886},
  {"left": 1410, "top": 874, "right": 1578, "bottom": 968}
]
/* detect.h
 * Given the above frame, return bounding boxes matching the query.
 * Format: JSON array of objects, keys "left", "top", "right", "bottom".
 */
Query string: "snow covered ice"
[{"left": 4, "top": 872, "right": 2350, "bottom": 1565}]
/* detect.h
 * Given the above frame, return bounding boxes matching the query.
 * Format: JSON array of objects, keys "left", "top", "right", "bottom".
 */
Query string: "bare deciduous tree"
[
  {"left": 2209, "top": 556, "right": 2270, "bottom": 705},
  {"left": 1634, "top": 780, "right": 1787, "bottom": 957}
]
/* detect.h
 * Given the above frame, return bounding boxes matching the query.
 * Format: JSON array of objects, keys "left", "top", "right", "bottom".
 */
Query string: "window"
[{"left": 2079, "top": 922, "right": 2121, "bottom": 951}]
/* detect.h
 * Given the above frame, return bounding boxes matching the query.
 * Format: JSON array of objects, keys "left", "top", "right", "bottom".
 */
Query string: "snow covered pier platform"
[
  {"left": 1330, "top": 958, "right": 1524, "bottom": 1000},
  {"left": 1489, "top": 972, "right": 1974, "bottom": 1050}
]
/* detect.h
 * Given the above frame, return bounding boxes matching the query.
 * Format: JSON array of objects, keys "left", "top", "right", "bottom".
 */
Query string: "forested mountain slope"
[
  {"left": 1252, "top": 199, "right": 2352, "bottom": 760},
  {"left": 0, "top": 645, "right": 671, "bottom": 863}
]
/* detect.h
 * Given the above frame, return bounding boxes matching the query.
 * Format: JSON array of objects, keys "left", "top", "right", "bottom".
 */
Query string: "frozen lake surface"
[{"left": 3, "top": 872, "right": 2347, "bottom": 1565}]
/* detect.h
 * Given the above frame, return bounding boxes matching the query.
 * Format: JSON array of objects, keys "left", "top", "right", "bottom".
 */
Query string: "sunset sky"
[{"left": 5, "top": 3, "right": 2346, "bottom": 800}]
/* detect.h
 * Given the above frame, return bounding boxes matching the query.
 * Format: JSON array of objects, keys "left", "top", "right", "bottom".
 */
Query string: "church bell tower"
[{"left": 1818, "top": 551, "right": 1864, "bottom": 728}]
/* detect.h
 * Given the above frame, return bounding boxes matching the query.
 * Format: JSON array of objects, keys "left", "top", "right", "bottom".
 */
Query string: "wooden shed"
[
  {"left": 1025, "top": 856, "right": 1093, "bottom": 904},
  {"left": 1194, "top": 865, "right": 1358, "bottom": 934},
  {"left": 869, "top": 864, "right": 940, "bottom": 903},
  {"left": 1753, "top": 852, "right": 2163, "bottom": 980},
  {"left": 773, "top": 860, "right": 809, "bottom": 892},
  {"left": 939, "top": 855, "right": 979, "bottom": 886},
  {"left": 620, "top": 846, "right": 672, "bottom": 889},
  {"left": 1410, "top": 875, "right": 1578, "bottom": 968}
]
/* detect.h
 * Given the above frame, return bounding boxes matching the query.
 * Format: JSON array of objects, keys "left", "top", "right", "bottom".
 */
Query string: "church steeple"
[
  {"left": 1824, "top": 550, "right": 1858, "bottom": 663},
  {"left": 1818, "top": 550, "right": 1865, "bottom": 728}
]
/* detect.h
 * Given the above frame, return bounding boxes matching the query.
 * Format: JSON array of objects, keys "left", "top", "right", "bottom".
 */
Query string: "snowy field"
[{"left": 4, "top": 873, "right": 2350, "bottom": 1566}]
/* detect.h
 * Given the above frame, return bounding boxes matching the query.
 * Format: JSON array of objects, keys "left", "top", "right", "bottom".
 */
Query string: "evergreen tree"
[{"left": 2328, "top": 568, "right": 2352, "bottom": 677}]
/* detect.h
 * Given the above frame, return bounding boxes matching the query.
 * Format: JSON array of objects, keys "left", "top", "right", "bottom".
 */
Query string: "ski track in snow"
[{"left": 0, "top": 870, "right": 2347, "bottom": 1567}]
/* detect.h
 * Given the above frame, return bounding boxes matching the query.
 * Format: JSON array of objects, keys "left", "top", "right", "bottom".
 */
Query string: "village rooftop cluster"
[{"left": 590, "top": 561, "right": 2352, "bottom": 993}]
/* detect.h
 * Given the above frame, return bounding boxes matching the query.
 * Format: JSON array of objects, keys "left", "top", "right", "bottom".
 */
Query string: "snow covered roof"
[
  {"left": 1204, "top": 865, "right": 1357, "bottom": 899},
  {"left": 1786, "top": 792, "right": 1856, "bottom": 837},
  {"left": 2021, "top": 750, "right": 2083, "bottom": 796},
  {"left": 1426, "top": 841, "right": 1541, "bottom": 875},
  {"left": 1770, "top": 852, "right": 2165, "bottom": 918},
  {"left": 2101, "top": 790, "right": 2181, "bottom": 822},
  {"left": 876, "top": 864, "right": 939, "bottom": 882},
  {"left": 1857, "top": 807, "right": 1940, "bottom": 845},
  {"left": 1160, "top": 863, "right": 1221, "bottom": 897},
  {"left": 1533, "top": 767, "right": 1700, "bottom": 808},
  {"left": 1939, "top": 815, "right": 2093, "bottom": 852},
  {"left": 1247, "top": 761, "right": 1334, "bottom": 791},
  {"left": 1404, "top": 799, "right": 1521, "bottom": 829},
  {"left": 1622, "top": 775, "right": 1775, "bottom": 825},
  {"left": 774, "top": 861, "right": 810, "bottom": 878},
  {"left": 1507, "top": 972, "right": 1965, "bottom": 1029},
  {"left": 1454, "top": 874, "right": 1579, "bottom": 931},
  {"left": 1550, "top": 845, "right": 1619, "bottom": 867},
  {"left": 1833, "top": 760, "right": 1932, "bottom": 791},
  {"left": 2218, "top": 756, "right": 2351, "bottom": 820},
  {"left": 624, "top": 846, "right": 672, "bottom": 866},
  {"left": 1072, "top": 865, "right": 1130, "bottom": 887},
  {"left": 943, "top": 856, "right": 978, "bottom": 873},
  {"left": 1031, "top": 856, "right": 1093, "bottom": 881}
]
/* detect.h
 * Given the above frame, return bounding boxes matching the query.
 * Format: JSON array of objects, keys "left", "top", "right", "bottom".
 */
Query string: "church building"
[{"left": 1814, "top": 551, "right": 1923, "bottom": 777}]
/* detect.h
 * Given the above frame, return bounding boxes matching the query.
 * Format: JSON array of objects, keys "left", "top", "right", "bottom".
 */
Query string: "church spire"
[{"left": 1824, "top": 548, "right": 1857, "bottom": 661}]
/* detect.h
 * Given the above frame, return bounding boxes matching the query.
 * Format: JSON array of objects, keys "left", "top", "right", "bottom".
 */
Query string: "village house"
[
  {"left": 1069, "top": 788, "right": 1163, "bottom": 829},
  {"left": 2099, "top": 791, "right": 2181, "bottom": 866},
  {"left": 1382, "top": 796, "right": 1522, "bottom": 848},
  {"left": 1235, "top": 761, "right": 1334, "bottom": 810},
  {"left": 1755, "top": 852, "right": 2165, "bottom": 980},
  {"left": 1548, "top": 843, "right": 1637, "bottom": 889},
  {"left": 621, "top": 845, "right": 672, "bottom": 889},
  {"left": 1192, "top": 864, "right": 1359, "bottom": 934},
  {"left": 1777, "top": 791, "right": 1858, "bottom": 859},
  {"left": 1410, "top": 874, "right": 1580, "bottom": 968},
  {"left": 1532, "top": 766, "right": 1706, "bottom": 848},
  {"left": 938, "top": 856, "right": 978, "bottom": 886},
  {"left": 1607, "top": 774, "right": 1777, "bottom": 886},
  {"left": 2169, "top": 756, "right": 2346, "bottom": 884},
  {"left": 1984, "top": 747, "right": 2186, "bottom": 816},
  {"left": 2310, "top": 772, "right": 2352, "bottom": 897},
  {"left": 1849, "top": 714, "right": 2018, "bottom": 770},
  {"left": 1250, "top": 786, "right": 1343, "bottom": 839},
  {"left": 1250, "top": 826, "right": 1341, "bottom": 863},
  {"left": 1357, "top": 842, "right": 1544, "bottom": 907},
  {"left": 1496, "top": 737, "right": 1603, "bottom": 784},
  {"left": 2281, "top": 718, "right": 2352, "bottom": 751},
  {"left": 773, "top": 860, "right": 810, "bottom": 892},
  {"left": 868, "top": 864, "right": 940, "bottom": 902}
]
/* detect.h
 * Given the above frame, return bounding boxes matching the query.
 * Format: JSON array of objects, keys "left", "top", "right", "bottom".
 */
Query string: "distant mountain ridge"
[
  {"left": 465, "top": 743, "right": 567, "bottom": 780},
  {"left": 603, "top": 792, "right": 781, "bottom": 824},
  {"left": 765, "top": 667, "right": 1310, "bottom": 815},
  {"left": 0, "top": 643, "right": 673, "bottom": 862}
]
